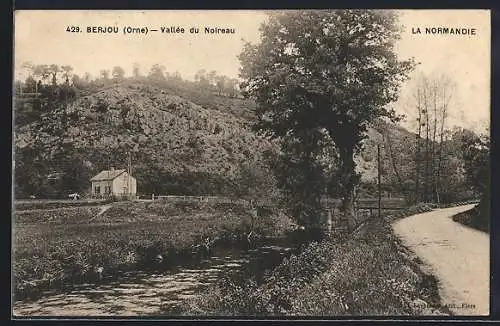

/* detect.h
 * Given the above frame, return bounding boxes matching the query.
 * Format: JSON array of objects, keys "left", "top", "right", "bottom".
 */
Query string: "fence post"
[{"left": 152, "top": 193, "right": 154, "bottom": 201}]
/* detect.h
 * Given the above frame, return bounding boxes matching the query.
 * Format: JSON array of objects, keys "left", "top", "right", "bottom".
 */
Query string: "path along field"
[{"left": 392, "top": 204, "right": 489, "bottom": 316}]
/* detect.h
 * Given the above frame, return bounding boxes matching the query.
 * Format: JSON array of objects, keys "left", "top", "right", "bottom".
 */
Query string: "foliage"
[
  {"left": 112, "top": 66, "right": 126, "bottom": 80},
  {"left": 148, "top": 64, "right": 166, "bottom": 81},
  {"left": 132, "top": 63, "right": 141, "bottom": 77},
  {"left": 459, "top": 129, "right": 489, "bottom": 194},
  {"left": 233, "top": 152, "right": 281, "bottom": 202}
]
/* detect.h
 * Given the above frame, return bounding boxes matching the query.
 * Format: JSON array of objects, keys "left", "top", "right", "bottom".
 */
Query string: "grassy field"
[
  {"left": 182, "top": 204, "right": 448, "bottom": 316},
  {"left": 12, "top": 201, "right": 296, "bottom": 300},
  {"left": 14, "top": 199, "right": 111, "bottom": 211}
]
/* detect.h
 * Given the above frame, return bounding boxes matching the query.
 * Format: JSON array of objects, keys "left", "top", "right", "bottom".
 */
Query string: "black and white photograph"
[{"left": 12, "top": 9, "right": 490, "bottom": 317}]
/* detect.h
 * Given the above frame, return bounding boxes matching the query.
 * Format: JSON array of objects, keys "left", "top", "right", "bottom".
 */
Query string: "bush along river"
[{"left": 13, "top": 232, "right": 308, "bottom": 317}]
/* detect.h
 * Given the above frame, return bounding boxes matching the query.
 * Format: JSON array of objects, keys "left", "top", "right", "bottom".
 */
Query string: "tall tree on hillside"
[
  {"left": 47, "top": 64, "right": 61, "bottom": 86},
  {"left": 413, "top": 73, "right": 433, "bottom": 202},
  {"left": 461, "top": 129, "right": 490, "bottom": 229},
  {"left": 423, "top": 85, "right": 431, "bottom": 202},
  {"left": 240, "top": 10, "right": 415, "bottom": 233},
  {"left": 207, "top": 70, "right": 217, "bottom": 88},
  {"left": 382, "top": 126, "right": 406, "bottom": 198},
  {"left": 171, "top": 71, "right": 182, "bottom": 81},
  {"left": 411, "top": 73, "right": 455, "bottom": 203},
  {"left": 30, "top": 64, "right": 51, "bottom": 87},
  {"left": 227, "top": 78, "right": 239, "bottom": 97},
  {"left": 61, "top": 65, "right": 73, "bottom": 85},
  {"left": 72, "top": 74, "right": 84, "bottom": 89},
  {"left": 195, "top": 69, "right": 205, "bottom": 82},
  {"left": 195, "top": 69, "right": 210, "bottom": 89},
  {"left": 215, "top": 75, "right": 227, "bottom": 95},
  {"left": 148, "top": 64, "right": 166, "bottom": 81},
  {"left": 83, "top": 72, "right": 92, "bottom": 84},
  {"left": 433, "top": 75, "right": 454, "bottom": 203},
  {"left": 112, "top": 66, "right": 125, "bottom": 81},
  {"left": 21, "top": 61, "right": 33, "bottom": 75},
  {"left": 21, "top": 62, "right": 35, "bottom": 91},
  {"left": 132, "top": 62, "right": 141, "bottom": 77},
  {"left": 414, "top": 86, "right": 423, "bottom": 202},
  {"left": 21, "top": 75, "right": 37, "bottom": 93},
  {"left": 412, "top": 75, "right": 430, "bottom": 202}
]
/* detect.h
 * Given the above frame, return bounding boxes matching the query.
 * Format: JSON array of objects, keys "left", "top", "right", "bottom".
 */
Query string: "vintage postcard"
[{"left": 12, "top": 10, "right": 490, "bottom": 318}]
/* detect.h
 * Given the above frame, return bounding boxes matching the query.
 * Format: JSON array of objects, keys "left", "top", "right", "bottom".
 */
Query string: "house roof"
[{"left": 90, "top": 169, "right": 127, "bottom": 181}]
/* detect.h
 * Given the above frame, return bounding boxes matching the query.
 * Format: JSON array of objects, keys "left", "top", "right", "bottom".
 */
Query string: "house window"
[
  {"left": 94, "top": 185, "right": 101, "bottom": 194},
  {"left": 105, "top": 185, "right": 111, "bottom": 194}
]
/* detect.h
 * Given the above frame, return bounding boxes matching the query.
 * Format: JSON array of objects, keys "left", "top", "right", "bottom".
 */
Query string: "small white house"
[{"left": 90, "top": 168, "right": 137, "bottom": 200}]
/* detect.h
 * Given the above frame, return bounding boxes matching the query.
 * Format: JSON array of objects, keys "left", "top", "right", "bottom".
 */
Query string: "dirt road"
[{"left": 392, "top": 204, "right": 489, "bottom": 316}]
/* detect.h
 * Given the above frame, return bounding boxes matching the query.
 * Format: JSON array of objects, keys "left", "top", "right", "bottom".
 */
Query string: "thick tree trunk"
[{"left": 340, "top": 146, "right": 356, "bottom": 234}]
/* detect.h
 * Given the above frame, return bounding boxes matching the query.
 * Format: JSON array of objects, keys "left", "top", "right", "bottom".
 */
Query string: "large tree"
[{"left": 239, "top": 10, "right": 415, "bottom": 232}]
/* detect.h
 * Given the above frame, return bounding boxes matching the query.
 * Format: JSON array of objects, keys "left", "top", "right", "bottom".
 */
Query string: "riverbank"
[
  {"left": 13, "top": 238, "right": 300, "bottom": 316},
  {"left": 183, "top": 207, "right": 449, "bottom": 316},
  {"left": 13, "top": 201, "right": 296, "bottom": 301}
]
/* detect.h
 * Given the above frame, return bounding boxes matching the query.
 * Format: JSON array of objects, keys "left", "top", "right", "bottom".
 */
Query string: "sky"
[{"left": 14, "top": 10, "right": 490, "bottom": 134}]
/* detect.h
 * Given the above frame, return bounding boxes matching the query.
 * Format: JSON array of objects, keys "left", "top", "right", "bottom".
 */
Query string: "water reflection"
[{"left": 13, "top": 240, "right": 297, "bottom": 316}]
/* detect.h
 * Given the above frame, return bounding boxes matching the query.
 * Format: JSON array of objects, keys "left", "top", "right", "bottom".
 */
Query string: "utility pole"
[
  {"left": 378, "top": 144, "right": 382, "bottom": 218},
  {"left": 127, "top": 151, "right": 132, "bottom": 200}
]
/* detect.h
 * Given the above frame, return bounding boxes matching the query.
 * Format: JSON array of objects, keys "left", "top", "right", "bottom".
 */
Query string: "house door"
[{"left": 105, "top": 185, "right": 112, "bottom": 197}]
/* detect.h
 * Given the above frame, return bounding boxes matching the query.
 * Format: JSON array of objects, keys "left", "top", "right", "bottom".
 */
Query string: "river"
[{"left": 13, "top": 238, "right": 300, "bottom": 317}]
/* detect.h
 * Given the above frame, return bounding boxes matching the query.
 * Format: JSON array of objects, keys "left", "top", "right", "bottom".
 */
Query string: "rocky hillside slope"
[
  {"left": 15, "top": 83, "right": 275, "bottom": 196},
  {"left": 14, "top": 82, "right": 418, "bottom": 198}
]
